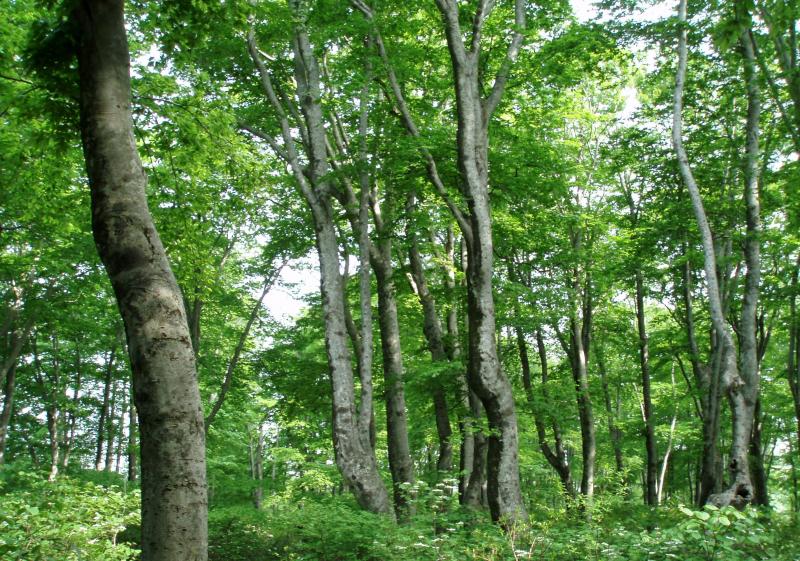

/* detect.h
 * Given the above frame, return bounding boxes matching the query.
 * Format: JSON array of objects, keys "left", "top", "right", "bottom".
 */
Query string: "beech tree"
[{"left": 74, "top": 0, "right": 207, "bottom": 558}]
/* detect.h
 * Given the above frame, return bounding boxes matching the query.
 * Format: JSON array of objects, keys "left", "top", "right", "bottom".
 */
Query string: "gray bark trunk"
[
  {"left": 634, "top": 271, "right": 658, "bottom": 505},
  {"left": 373, "top": 254, "right": 416, "bottom": 515},
  {"left": 789, "top": 256, "right": 800, "bottom": 460},
  {"left": 245, "top": 10, "right": 392, "bottom": 516},
  {"left": 672, "top": 0, "right": 759, "bottom": 507},
  {"left": 75, "top": 1, "right": 208, "bottom": 558},
  {"left": 433, "top": 0, "right": 528, "bottom": 524}
]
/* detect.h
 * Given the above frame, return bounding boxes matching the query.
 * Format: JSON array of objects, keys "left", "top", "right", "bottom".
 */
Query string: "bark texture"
[
  {"left": 672, "top": 0, "right": 760, "bottom": 507},
  {"left": 245, "top": 7, "right": 392, "bottom": 515},
  {"left": 433, "top": 0, "right": 528, "bottom": 524},
  {"left": 75, "top": 1, "right": 208, "bottom": 558}
]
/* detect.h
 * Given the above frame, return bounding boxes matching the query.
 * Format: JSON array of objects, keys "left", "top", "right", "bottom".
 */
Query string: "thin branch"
[{"left": 483, "top": 0, "right": 526, "bottom": 119}]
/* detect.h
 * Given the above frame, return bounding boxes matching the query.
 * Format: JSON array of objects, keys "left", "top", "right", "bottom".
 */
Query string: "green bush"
[{"left": 0, "top": 469, "right": 140, "bottom": 561}]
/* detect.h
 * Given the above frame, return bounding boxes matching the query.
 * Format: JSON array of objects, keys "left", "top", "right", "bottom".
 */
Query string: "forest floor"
[{"left": 2, "top": 466, "right": 799, "bottom": 561}]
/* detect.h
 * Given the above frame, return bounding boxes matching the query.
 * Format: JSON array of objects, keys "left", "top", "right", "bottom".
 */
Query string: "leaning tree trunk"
[{"left": 74, "top": 1, "right": 207, "bottom": 558}]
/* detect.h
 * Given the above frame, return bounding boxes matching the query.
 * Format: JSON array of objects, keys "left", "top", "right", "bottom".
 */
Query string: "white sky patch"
[{"left": 263, "top": 256, "right": 319, "bottom": 324}]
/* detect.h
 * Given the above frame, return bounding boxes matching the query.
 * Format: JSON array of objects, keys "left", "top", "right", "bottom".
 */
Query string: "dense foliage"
[{"left": 2, "top": 0, "right": 800, "bottom": 558}]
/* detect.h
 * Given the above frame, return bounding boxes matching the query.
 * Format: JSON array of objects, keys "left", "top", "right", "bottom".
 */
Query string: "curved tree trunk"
[
  {"left": 74, "top": 1, "right": 208, "bottom": 558},
  {"left": 672, "top": 0, "right": 760, "bottom": 507},
  {"left": 433, "top": 0, "right": 528, "bottom": 524}
]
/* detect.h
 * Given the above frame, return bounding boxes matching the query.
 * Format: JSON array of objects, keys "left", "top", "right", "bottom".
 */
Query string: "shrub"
[{"left": 0, "top": 469, "right": 140, "bottom": 561}]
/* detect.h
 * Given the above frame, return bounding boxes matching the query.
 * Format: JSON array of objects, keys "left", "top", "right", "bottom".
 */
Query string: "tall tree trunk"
[
  {"left": 749, "top": 398, "right": 769, "bottom": 505},
  {"left": 373, "top": 254, "right": 415, "bottom": 515},
  {"left": 0, "top": 363, "right": 17, "bottom": 464},
  {"left": 634, "top": 271, "right": 658, "bottom": 505},
  {"left": 673, "top": 0, "right": 759, "bottom": 507},
  {"left": 788, "top": 256, "right": 800, "bottom": 461},
  {"left": 570, "top": 315, "right": 595, "bottom": 500},
  {"left": 433, "top": 0, "right": 528, "bottom": 524},
  {"left": 680, "top": 244, "right": 723, "bottom": 504},
  {"left": 96, "top": 343, "right": 117, "bottom": 469},
  {"left": 74, "top": 1, "right": 208, "bottom": 558},
  {"left": 245, "top": 11, "right": 392, "bottom": 516},
  {"left": 724, "top": 2, "right": 762, "bottom": 508}
]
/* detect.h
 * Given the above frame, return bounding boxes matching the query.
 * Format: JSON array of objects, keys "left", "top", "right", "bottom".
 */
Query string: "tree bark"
[
  {"left": 432, "top": 0, "right": 528, "bottom": 524},
  {"left": 75, "top": 1, "right": 208, "bottom": 558},
  {"left": 634, "top": 270, "right": 658, "bottom": 505},
  {"left": 373, "top": 253, "right": 416, "bottom": 515},
  {"left": 672, "top": 0, "right": 759, "bottom": 507},
  {"left": 245, "top": 9, "right": 392, "bottom": 516}
]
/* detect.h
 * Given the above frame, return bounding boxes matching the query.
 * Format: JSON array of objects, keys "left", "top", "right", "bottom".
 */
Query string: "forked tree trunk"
[
  {"left": 74, "top": 1, "right": 208, "bottom": 558},
  {"left": 245, "top": 8, "right": 392, "bottom": 516},
  {"left": 672, "top": 0, "right": 760, "bottom": 507},
  {"left": 433, "top": 0, "right": 528, "bottom": 524}
]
